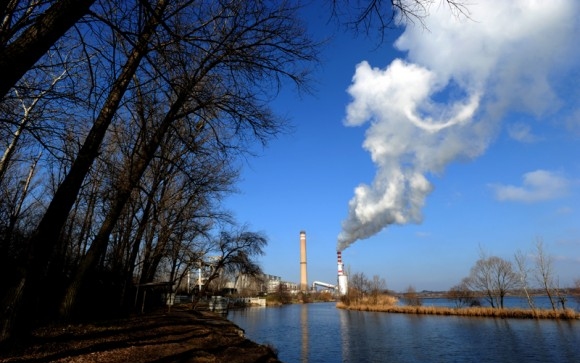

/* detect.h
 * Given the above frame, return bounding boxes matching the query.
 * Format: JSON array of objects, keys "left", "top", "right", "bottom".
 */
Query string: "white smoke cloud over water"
[{"left": 337, "top": 0, "right": 580, "bottom": 251}]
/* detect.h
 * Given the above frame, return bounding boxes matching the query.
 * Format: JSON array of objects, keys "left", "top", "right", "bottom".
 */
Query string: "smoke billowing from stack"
[
  {"left": 337, "top": 1, "right": 579, "bottom": 252},
  {"left": 300, "top": 231, "right": 308, "bottom": 292}
]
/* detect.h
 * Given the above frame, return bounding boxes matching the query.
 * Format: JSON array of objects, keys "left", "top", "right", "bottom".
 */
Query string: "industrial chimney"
[
  {"left": 300, "top": 231, "right": 308, "bottom": 292},
  {"left": 337, "top": 251, "right": 348, "bottom": 296}
]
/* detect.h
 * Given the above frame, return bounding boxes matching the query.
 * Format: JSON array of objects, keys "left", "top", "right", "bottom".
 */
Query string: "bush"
[
  {"left": 446, "top": 282, "right": 479, "bottom": 308},
  {"left": 402, "top": 286, "right": 422, "bottom": 306}
]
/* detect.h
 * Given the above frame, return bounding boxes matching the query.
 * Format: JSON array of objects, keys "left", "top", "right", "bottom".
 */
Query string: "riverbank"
[
  {"left": 336, "top": 302, "right": 580, "bottom": 319},
  {"left": 0, "top": 306, "right": 281, "bottom": 363}
]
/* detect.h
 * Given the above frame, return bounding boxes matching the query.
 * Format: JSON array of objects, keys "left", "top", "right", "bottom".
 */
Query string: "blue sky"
[{"left": 224, "top": 0, "right": 580, "bottom": 292}]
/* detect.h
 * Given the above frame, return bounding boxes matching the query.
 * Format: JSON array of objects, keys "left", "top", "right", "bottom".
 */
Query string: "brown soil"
[{"left": 0, "top": 307, "right": 281, "bottom": 363}]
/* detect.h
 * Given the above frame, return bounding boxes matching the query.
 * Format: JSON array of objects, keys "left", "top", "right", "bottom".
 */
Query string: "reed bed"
[{"left": 336, "top": 301, "right": 579, "bottom": 320}]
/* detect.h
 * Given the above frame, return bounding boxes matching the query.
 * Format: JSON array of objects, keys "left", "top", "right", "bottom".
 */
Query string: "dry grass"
[
  {"left": 337, "top": 295, "right": 399, "bottom": 311},
  {"left": 337, "top": 301, "right": 580, "bottom": 320}
]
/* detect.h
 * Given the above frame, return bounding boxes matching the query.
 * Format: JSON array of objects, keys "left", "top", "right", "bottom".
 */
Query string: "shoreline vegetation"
[{"left": 335, "top": 296, "right": 580, "bottom": 320}]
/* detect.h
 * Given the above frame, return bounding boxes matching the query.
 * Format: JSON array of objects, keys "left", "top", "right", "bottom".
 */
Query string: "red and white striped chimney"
[{"left": 337, "top": 250, "right": 348, "bottom": 295}]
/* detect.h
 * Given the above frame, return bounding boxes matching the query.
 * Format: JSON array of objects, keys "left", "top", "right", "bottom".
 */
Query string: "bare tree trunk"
[
  {"left": 514, "top": 250, "right": 535, "bottom": 312},
  {"left": 554, "top": 278, "right": 567, "bottom": 310},
  {"left": 0, "top": 0, "right": 95, "bottom": 98},
  {"left": 119, "top": 197, "right": 153, "bottom": 308},
  {"left": 534, "top": 238, "right": 557, "bottom": 311},
  {"left": 59, "top": 73, "right": 200, "bottom": 317},
  {"left": 5, "top": 152, "right": 41, "bottom": 241},
  {"left": 75, "top": 181, "right": 99, "bottom": 261},
  {"left": 0, "top": 1, "right": 167, "bottom": 342},
  {"left": 0, "top": 70, "right": 65, "bottom": 183}
]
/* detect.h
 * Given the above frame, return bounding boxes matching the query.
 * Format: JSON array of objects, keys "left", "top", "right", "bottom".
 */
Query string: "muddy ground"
[{"left": 0, "top": 307, "right": 281, "bottom": 363}]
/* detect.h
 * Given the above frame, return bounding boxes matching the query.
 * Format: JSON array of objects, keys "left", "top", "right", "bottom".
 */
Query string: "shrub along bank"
[{"left": 337, "top": 299, "right": 579, "bottom": 320}]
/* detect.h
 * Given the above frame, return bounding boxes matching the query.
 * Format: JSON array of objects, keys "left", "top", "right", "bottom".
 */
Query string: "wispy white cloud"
[
  {"left": 489, "top": 170, "right": 571, "bottom": 203},
  {"left": 556, "top": 206, "right": 573, "bottom": 215},
  {"left": 553, "top": 254, "right": 580, "bottom": 263},
  {"left": 561, "top": 108, "right": 580, "bottom": 136},
  {"left": 555, "top": 236, "right": 580, "bottom": 246},
  {"left": 507, "top": 122, "right": 541, "bottom": 143}
]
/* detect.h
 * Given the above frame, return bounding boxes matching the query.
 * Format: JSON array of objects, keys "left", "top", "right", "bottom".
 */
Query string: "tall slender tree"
[
  {"left": 0, "top": 0, "right": 171, "bottom": 342},
  {"left": 533, "top": 238, "right": 557, "bottom": 311}
]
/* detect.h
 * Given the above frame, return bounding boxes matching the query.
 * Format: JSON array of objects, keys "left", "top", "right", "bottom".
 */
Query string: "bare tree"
[
  {"left": 514, "top": 249, "right": 535, "bottom": 311},
  {"left": 348, "top": 272, "right": 369, "bottom": 304},
  {"left": 274, "top": 282, "right": 292, "bottom": 305},
  {"left": 60, "top": 0, "right": 316, "bottom": 317},
  {"left": 0, "top": 152, "right": 43, "bottom": 282},
  {"left": 0, "top": 1, "right": 171, "bottom": 341},
  {"left": 0, "top": 69, "right": 67, "bottom": 183},
  {"left": 331, "top": 0, "right": 470, "bottom": 41},
  {"left": 466, "top": 252, "right": 519, "bottom": 309},
  {"left": 368, "top": 275, "right": 386, "bottom": 304},
  {"left": 533, "top": 238, "right": 557, "bottom": 310},
  {"left": 197, "top": 228, "right": 267, "bottom": 299},
  {"left": 0, "top": 0, "right": 96, "bottom": 99},
  {"left": 1, "top": 0, "right": 318, "bottom": 342},
  {"left": 446, "top": 278, "right": 478, "bottom": 308},
  {"left": 553, "top": 278, "right": 568, "bottom": 310},
  {"left": 402, "top": 285, "right": 422, "bottom": 306}
]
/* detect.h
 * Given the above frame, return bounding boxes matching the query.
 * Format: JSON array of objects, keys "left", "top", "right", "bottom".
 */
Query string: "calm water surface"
[{"left": 228, "top": 302, "right": 580, "bottom": 363}]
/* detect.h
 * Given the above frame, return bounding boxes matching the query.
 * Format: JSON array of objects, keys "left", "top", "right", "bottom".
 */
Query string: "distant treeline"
[{"left": 342, "top": 240, "right": 580, "bottom": 312}]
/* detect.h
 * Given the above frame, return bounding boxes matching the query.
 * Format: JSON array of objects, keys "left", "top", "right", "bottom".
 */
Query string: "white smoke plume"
[{"left": 337, "top": 0, "right": 580, "bottom": 251}]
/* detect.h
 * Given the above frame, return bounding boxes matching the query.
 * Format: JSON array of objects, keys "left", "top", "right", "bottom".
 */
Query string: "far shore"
[{"left": 336, "top": 302, "right": 580, "bottom": 320}]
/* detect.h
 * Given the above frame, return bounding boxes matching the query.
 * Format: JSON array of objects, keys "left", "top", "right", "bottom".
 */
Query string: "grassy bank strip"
[{"left": 336, "top": 302, "right": 580, "bottom": 320}]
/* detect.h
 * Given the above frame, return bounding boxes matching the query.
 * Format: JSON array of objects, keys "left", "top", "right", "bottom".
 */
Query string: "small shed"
[{"left": 134, "top": 281, "right": 173, "bottom": 313}]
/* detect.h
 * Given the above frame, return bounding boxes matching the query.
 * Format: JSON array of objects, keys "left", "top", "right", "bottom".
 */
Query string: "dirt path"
[{"left": 0, "top": 308, "right": 281, "bottom": 363}]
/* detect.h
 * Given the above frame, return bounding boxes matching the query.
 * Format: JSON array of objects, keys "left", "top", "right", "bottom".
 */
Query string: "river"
[{"left": 228, "top": 301, "right": 580, "bottom": 363}]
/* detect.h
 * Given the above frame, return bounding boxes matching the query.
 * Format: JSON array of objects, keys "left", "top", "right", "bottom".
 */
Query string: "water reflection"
[
  {"left": 301, "top": 304, "right": 308, "bottom": 363},
  {"left": 339, "top": 308, "right": 348, "bottom": 362},
  {"left": 229, "top": 302, "right": 580, "bottom": 363}
]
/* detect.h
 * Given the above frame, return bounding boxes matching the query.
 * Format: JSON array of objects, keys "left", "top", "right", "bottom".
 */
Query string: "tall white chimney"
[
  {"left": 337, "top": 251, "right": 348, "bottom": 296},
  {"left": 300, "top": 231, "right": 308, "bottom": 292}
]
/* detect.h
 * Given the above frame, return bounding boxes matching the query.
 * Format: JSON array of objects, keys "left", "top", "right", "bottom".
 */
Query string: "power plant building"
[{"left": 297, "top": 230, "right": 348, "bottom": 296}]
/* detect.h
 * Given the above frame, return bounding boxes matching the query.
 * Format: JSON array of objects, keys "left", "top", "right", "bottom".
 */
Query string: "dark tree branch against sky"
[{"left": 0, "top": 0, "right": 96, "bottom": 99}]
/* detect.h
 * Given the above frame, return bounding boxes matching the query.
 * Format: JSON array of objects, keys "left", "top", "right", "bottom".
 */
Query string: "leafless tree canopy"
[
  {"left": 331, "top": 0, "right": 470, "bottom": 41},
  {"left": 402, "top": 285, "right": 422, "bottom": 306},
  {"left": 0, "top": 0, "right": 318, "bottom": 342},
  {"left": 465, "top": 254, "right": 519, "bottom": 309},
  {"left": 446, "top": 278, "right": 478, "bottom": 308},
  {"left": 454, "top": 241, "right": 574, "bottom": 311}
]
